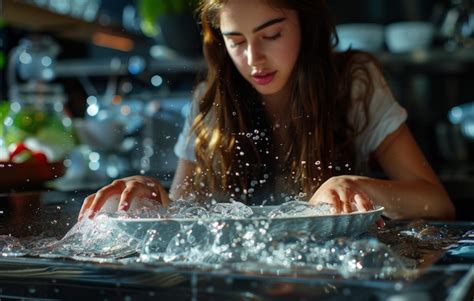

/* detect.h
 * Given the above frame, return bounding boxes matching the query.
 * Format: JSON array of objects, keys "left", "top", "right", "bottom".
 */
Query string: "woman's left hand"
[
  {"left": 309, "top": 176, "right": 385, "bottom": 227},
  {"left": 309, "top": 175, "right": 373, "bottom": 213}
]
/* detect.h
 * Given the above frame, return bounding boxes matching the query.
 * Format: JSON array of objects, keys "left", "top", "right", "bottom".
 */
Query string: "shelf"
[
  {"left": 55, "top": 56, "right": 207, "bottom": 77},
  {"left": 55, "top": 48, "right": 474, "bottom": 78},
  {"left": 2, "top": 0, "right": 141, "bottom": 45},
  {"left": 375, "top": 48, "right": 474, "bottom": 73}
]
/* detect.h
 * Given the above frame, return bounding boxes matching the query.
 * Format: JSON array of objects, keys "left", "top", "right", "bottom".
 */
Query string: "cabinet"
[
  {"left": 2, "top": 0, "right": 136, "bottom": 43},
  {"left": 2, "top": 0, "right": 205, "bottom": 76}
]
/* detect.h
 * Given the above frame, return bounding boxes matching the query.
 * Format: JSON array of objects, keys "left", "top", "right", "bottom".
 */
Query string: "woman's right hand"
[{"left": 78, "top": 176, "right": 170, "bottom": 220}]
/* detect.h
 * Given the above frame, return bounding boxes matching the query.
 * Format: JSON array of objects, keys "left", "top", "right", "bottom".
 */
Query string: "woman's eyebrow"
[
  {"left": 253, "top": 17, "right": 286, "bottom": 33},
  {"left": 221, "top": 17, "right": 286, "bottom": 36}
]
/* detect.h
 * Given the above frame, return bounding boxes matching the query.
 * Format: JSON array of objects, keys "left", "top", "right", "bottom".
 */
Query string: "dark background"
[{"left": 1, "top": 0, "right": 473, "bottom": 220}]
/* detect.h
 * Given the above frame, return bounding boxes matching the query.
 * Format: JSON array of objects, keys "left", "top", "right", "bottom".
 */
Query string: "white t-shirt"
[{"left": 174, "top": 65, "right": 407, "bottom": 172}]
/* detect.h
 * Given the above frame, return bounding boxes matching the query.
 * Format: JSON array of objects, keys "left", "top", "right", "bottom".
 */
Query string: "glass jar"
[
  {"left": 2, "top": 83, "right": 75, "bottom": 163},
  {"left": 440, "top": 0, "right": 474, "bottom": 49}
]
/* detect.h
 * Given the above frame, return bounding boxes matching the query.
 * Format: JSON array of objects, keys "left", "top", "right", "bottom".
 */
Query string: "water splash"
[
  {"left": 0, "top": 235, "right": 26, "bottom": 257},
  {"left": 268, "top": 201, "right": 333, "bottom": 218},
  {"left": 0, "top": 200, "right": 457, "bottom": 280},
  {"left": 25, "top": 214, "right": 139, "bottom": 261}
]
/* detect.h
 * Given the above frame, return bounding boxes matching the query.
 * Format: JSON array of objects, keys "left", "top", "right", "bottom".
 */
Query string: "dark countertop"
[
  {"left": 0, "top": 190, "right": 473, "bottom": 301},
  {"left": 0, "top": 256, "right": 471, "bottom": 301}
]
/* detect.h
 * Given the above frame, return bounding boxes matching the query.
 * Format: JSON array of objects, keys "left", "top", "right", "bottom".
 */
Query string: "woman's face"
[{"left": 219, "top": 0, "right": 301, "bottom": 98}]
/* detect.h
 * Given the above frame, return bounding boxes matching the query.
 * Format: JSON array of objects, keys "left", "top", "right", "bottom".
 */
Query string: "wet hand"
[
  {"left": 309, "top": 175, "right": 374, "bottom": 213},
  {"left": 78, "top": 176, "right": 170, "bottom": 220},
  {"left": 309, "top": 176, "right": 385, "bottom": 227}
]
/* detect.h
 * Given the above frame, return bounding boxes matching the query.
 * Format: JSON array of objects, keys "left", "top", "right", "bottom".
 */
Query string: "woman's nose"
[{"left": 246, "top": 42, "right": 265, "bottom": 67}]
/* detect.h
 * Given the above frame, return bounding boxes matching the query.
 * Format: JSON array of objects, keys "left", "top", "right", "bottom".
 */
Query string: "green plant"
[{"left": 139, "top": 0, "right": 198, "bottom": 37}]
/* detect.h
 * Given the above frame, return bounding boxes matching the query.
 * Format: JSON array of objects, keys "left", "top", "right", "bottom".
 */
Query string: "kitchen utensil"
[{"left": 439, "top": 0, "right": 474, "bottom": 49}]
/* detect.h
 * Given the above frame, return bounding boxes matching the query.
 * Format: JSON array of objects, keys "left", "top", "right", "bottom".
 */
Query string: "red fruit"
[{"left": 32, "top": 152, "right": 48, "bottom": 163}]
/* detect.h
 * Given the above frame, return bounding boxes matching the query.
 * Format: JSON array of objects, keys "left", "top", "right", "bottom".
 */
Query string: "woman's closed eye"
[
  {"left": 226, "top": 31, "right": 283, "bottom": 48},
  {"left": 263, "top": 32, "right": 282, "bottom": 40},
  {"left": 230, "top": 40, "right": 245, "bottom": 48}
]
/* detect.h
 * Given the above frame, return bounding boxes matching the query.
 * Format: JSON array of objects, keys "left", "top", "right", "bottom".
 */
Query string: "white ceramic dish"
[
  {"left": 111, "top": 206, "right": 384, "bottom": 241},
  {"left": 385, "top": 21, "right": 434, "bottom": 53},
  {"left": 336, "top": 23, "right": 385, "bottom": 53}
]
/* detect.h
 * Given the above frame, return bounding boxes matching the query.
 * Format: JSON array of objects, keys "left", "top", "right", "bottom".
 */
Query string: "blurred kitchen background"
[{"left": 0, "top": 0, "right": 473, "bottom": 219}]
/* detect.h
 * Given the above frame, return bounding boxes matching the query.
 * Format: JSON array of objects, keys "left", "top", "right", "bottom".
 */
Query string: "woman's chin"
[{"left": 253, "top": 84, "right": 281, "bottom": 96}]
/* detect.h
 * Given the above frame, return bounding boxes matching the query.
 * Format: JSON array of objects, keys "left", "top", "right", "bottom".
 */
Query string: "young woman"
[{"left": 79, "top": 0, "right": 455, "bottom": 220}]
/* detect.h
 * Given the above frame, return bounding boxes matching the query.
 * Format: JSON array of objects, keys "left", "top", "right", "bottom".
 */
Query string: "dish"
[
  {"left": 0, "top": 161, "right": 66, "bottom": 188},
  {"left": 385, "top": 21, "right": 434, "bottom": 53},
  {"left": 336, "top": 23, "right": 385, "bottom": 53},
  {"left": 112, "top": 206, "right": 384, "bottom": 241}
]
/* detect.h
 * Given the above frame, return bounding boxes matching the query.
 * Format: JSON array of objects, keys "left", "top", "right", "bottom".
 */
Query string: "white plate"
[{"left": 111, "top": 206, "right": 384, "bottom": 241}]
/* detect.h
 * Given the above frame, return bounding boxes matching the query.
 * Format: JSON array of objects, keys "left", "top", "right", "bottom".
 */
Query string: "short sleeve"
[
  {"left": 173, "top": 84, "right": 206, "bottom": 162},
  {"left": 349, "top": 64, "right": 407, "bottom": 164}
]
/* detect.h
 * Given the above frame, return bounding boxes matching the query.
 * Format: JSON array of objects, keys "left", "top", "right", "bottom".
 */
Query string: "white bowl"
[
  {"left": 336, "top": 23, "right": 385, "bottom": 53},
  {"left": 385, "top": 21, "right": 434, "bottom": 53},
  {"left": 74, "top": 118, "right": 125, "bottom": 152},
  {"left": 112, "top": 205, "right": 385, "bottom": 241}
]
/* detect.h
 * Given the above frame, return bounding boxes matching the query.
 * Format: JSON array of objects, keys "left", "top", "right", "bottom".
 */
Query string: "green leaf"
[
  {"left": 138, "top": 0, "right": 196, "bottom": 37},
  {"left": 4, "top": 127, "right": 27, "bottom": 147},
  {"left": 0, "top": 52, "right": 4, "bottom": 70}
]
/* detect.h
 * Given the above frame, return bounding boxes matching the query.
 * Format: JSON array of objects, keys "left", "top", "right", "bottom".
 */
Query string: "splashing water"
[
  {"left": 0, "top": 199, "right": 459, "bottom": 279},
  {"left": 23, "top": 214, "right": 140, "bottom": 262},
  {"left": 0, "top": 235, "right": 26, "bottom": 257},
  {"left": 268, "top": 201, "right": 333, "bottom": 218},
  {"left": 209, "top": 202, "right": 254, "bottom": 219}
]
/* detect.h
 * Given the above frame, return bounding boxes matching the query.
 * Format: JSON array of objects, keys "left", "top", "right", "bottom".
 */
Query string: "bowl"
[
  {"left": 111, "top": 206, "right": 385, "bottom": 242},
  {"left": 385, "top": 21, "right": 434, "bottom": 53},
  {"left": 0, "top": 161, "right": 66, "bottom": 189},
  {"left": 73, "top": 118, "right": 125, "bottom": 152},
  {"left": 336, "top": 23, "right": 385, "bottom": 53}
]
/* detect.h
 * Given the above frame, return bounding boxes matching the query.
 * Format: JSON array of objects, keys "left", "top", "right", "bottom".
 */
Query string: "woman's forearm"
[{"left": 357, "top": 176, "right": 455, "bottom": 220}]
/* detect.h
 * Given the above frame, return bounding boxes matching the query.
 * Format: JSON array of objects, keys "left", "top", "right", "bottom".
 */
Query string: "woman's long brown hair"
[{"left": 191, "top": 0, "right": 376, "bottom": 202}]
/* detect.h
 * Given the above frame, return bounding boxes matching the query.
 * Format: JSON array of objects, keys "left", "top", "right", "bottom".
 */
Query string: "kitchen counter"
[
  {"left": 0, "top": 190, "right": 473, "bottom": 300},
  {"left": 0, "top": 255, "right": 471, "bottom": 301}
]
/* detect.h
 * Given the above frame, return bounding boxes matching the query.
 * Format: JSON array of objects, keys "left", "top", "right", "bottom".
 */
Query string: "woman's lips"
[{"left": 252, "top": 71, "right": 277, "bottom": 85}]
